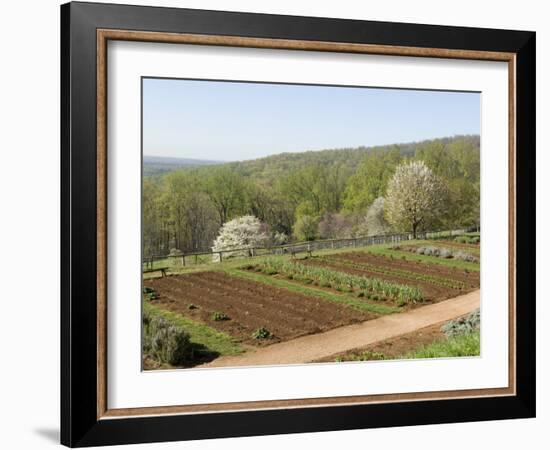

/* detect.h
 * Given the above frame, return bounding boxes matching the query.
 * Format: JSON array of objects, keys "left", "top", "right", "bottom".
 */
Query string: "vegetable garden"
[{"left": 143, "top": 239, "right": 480, "bottom": 369}]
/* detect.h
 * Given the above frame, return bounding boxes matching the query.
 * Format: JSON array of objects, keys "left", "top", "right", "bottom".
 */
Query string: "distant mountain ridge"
[{"left": 143, "top": 155, "right": 223, "bottom": 176}]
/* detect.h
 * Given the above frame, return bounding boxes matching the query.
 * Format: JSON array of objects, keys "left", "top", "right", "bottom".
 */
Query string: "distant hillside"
[
  {"left": 144, "top": 135, "right": 479, "bottom": 180},
  {"left": 143, "top": 156, "right": 223, "bottom": 176}
]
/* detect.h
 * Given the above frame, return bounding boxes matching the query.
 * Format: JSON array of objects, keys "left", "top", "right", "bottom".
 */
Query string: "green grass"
[
  {"left": 366, "top": 245, "right": 480, "bottom": 272},
  {"left": 143, "top": 301, "right": 244, "bottom": 356},
  {"left": 228, "top": 269, "right": 401, "bottom": 315},
  {"left": 402, "top": 331, "right": 480, "bottom": 359},
  {"left": 335, "top": 331, "right": 480, "bottom": 362}
]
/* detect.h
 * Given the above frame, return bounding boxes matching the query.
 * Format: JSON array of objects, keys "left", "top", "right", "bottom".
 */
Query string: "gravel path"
[{"left": 203, "top": 290, "right": 480, "bottom": 368}]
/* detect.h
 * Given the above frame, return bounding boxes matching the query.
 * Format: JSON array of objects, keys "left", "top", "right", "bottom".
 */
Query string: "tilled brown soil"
[
  {"left": 145, "top": 271, "right": 374, "bottom": 346},
  {"left": 326, "top": 252, "right": 480, "bottom": 287}
]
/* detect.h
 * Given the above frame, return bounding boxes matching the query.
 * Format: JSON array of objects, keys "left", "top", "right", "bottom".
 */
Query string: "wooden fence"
[{"left": 142, "top": 229, "right": 468, "bottom": 270}]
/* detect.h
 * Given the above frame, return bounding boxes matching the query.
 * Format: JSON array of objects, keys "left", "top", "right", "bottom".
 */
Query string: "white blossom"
[
  {"left": 385, "top": 161, "right": 446, "bottom": 237},
  {"left": 211, "top": 215, "right": 269, "bottom": 261}
]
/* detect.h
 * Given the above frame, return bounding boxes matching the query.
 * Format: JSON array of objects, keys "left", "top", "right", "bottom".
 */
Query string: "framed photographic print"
[{"left": 61, "top": 1, "right": 536, "bottom": 447}]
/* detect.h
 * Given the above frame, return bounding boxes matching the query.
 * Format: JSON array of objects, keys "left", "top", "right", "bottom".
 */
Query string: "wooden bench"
[{"left": 142, "top": 266, "right": 168, "bottom": 277}]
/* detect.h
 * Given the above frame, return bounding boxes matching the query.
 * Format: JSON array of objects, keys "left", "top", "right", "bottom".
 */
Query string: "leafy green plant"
[
  {"left": 212, "top": 311, "right": 230, "bottom": 321},
  {"left": 252, "top": 327, "right": 272, "bottom": 339},
  {"left": 441, "top": 309, "right": 480, "bottom": 337},
  {"left": 142, "top": 310, "right": 194, "bottom": 365},
  {"left": 337, "top": 351, "right": 386, "bottom": 362}
]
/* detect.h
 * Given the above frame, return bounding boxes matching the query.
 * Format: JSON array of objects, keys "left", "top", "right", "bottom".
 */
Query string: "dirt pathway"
[{"left": 203, "top": 290, "right": 480, "bottom": 368}]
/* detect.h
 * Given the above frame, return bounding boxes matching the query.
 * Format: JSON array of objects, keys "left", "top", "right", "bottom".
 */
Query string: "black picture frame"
[{"left": 61, "top": 1, "right": 536, "bottom": 447}]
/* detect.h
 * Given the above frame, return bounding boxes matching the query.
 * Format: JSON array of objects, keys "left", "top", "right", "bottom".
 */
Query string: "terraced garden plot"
[
  {"left": 145, "top": 271, "right": 374, "bottom": 346},
  {"left": 300, "top": 258, "right": 461, "bottom": 303},
  {"left": 325, "top": 252, "right": 479, "bottom": 286}
]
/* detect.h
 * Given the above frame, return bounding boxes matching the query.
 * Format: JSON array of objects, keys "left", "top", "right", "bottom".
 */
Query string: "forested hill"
[
  {"left": 142, "top": 134, "right": 480, "bottom": 256},
  {"left": 144, "top": 135, "right": 479, "bottom": 181}
]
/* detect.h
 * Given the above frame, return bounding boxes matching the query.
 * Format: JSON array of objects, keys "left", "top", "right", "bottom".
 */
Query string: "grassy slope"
[
  {"left": 402, "top": 331, "right": 480, "bottom": 359},
  {"left": 228, "top": 269, "right": 400, "bottom": 315},
  {"left": 143, "top": 301, "right": 244, "bottom": 356}
]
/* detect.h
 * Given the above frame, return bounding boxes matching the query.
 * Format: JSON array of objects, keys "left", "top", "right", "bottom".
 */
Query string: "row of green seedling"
[
  {"left": 321, "top": 256, "right": 467, "bottom": 290},
  {"left": 248, "top": 259, "right": 423, "bottom": 305}
]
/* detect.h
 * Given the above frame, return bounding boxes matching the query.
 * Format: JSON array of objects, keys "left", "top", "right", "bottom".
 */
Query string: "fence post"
[
  {"left": 182, "top": 255, "right": 185, "bottom": 267},
  {"left": 219, "top": 251, "right": 223, "bottom": 262}
]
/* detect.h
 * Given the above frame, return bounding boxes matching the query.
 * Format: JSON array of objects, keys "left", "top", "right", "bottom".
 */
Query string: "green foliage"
[
  {"left": 293, "top": 214, "right": 320, "bottom": 241},
  {"left": 402, "top": 331, "right": 480, "bottom": 359},
  {"left": 142, "top": 136, "right": 480, "bottom": 257},
  {"left": 251, "top": 258, "right": 424, "bottom": 304},
  {"left": 212, "top": 311, "right": 230, "bottom": 321},
  {"left": 252, "top": 327, "right": 272, "bottom": 339},
  {"left": 441, "top": 309, "right": 480, "bottom": 337},
  {"left": 143, "top": 286, "right": 158, "bottom": 301},
  {"left": 143, "top": 302, "right": 244, "bottom": 357},
  {"left": 416, "top": 136, "right": 480, "bottom": 229},
  {"left": 142, "top": 309, "right": 194, "bottom": 365},
  {"left": 336, "top": 351, "right": 387, "bottom": 362},
  {"left": 455, "top": 235, "right": 480, "bottom": 244},
  {"left": 204, "top": 166, "right": 248, "bottom": 225},
  {"left": 342, "top": 147, "right": 402, "bottom": 212}
]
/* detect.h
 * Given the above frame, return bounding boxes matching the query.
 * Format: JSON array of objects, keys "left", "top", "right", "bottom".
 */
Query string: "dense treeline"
[{"left": 142, "top": 135, "right": 480, "bottom": 257}]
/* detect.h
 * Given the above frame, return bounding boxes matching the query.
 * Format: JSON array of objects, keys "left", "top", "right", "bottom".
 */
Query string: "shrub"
[
  {"left": 252, "top": 327, "right": 272, "bottom": 339},
  {"left": 212, "top": 312, "right": 230, "bottom": 321},
  {"left": 455, "top": 235, "right": 480, "bottom": 244},
  {"left": 143, "top": 311, "right": 193, "bottom": 365},
  {"left": 453, "top": 250, "right": 478, "bottom": 263},
  {"left": 441, "top": 309, "right": 480, "bottom": 337}
]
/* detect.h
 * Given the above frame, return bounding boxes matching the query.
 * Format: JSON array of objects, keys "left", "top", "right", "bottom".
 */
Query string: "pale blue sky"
[{"left": 143, "top": 78, "right": 480, "bottom": 162}]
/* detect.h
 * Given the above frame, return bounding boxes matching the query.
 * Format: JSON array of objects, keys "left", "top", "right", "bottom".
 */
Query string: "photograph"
[{"left": 141, "top": 78, "right": 482, "bottom": 370}]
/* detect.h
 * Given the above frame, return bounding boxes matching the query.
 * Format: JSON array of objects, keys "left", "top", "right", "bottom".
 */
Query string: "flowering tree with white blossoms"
[
  {"left": 211, "top": 215, "right": 269, "bottom": 260},
  {"left": 385, "top": 161, "right": 447, "bottom": 238}
]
